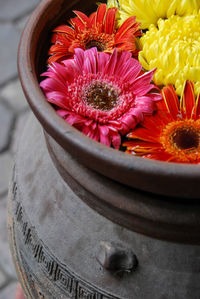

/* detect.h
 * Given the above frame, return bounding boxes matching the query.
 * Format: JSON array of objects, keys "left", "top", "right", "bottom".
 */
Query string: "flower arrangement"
[{"left": 40, "top": 1, "right": 200, "bottom": 164}]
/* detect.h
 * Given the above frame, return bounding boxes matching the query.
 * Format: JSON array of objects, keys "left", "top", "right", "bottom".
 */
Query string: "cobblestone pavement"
[{"left": 0, "top": 0, "right": 40, "bottom": 298}]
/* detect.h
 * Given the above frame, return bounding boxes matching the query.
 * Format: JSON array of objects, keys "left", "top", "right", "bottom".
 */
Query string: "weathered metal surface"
[
  {"left": 8, "top": 115, "right": 200, "bottom": 299},
  {"left": 45, "top": 132, "right": 200, "bottom": 244},
  {"left": 18, "top": 0, "right": 200, "bottom": 199},
  {"left": 96, "top": 241, "right": 137, "bottom": 272}
]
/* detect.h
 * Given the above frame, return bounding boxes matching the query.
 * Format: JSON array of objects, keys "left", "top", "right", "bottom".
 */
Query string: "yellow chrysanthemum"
[
  {"left": 107, "top": 0, "right": 200, "bottom": 29},
  {"left": 138, "top": 13, "right": 200, "bottom": 96}
]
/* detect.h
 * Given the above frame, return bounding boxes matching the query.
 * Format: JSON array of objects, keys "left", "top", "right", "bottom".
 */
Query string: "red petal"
[
  {"left": 69, "top": 11, "right": 88, "bottom": 31},
  {"left": 162, "top": 85, "right": 179, "bottom": 119},
  {"left": 194, "top": 93, "right": 200, "bottom": 119},
  {"left": 127, "top": 127, "right": 159, "bottom": 143},
  {"left": 88, "top": 12, "right": 96, "bottom": 26},
  {"left": 142, "top": 115, "right": 163, "bottom": 133},
  {"left": 103, "top": 7, "right": 117, "bottom": 34},
  {"left": 73, "top": 10, "right": 89, "bottom": 25},
  {"left": 123, "top": 140, "right": 160, "bottom": 150},
  {"left": 142, "top": 152, "right": 173, "bottom": 162},
  {"left": 95, "top": 4, "right": 107, "bottom": 27},
  {"left": 53, "top": 25, "right": 74, "bottom": 36},
  {"left": 115, "top": 16, "right": 140, "bottom": 42},
  {"left": 48, "top": 53, "right": 69, "bottom": 64},
  {"left": 181, "top": 80, "right": 195, "bottom": 119},
  {"left": 49, "top": 44, "right": 69, "bottom": 54}
]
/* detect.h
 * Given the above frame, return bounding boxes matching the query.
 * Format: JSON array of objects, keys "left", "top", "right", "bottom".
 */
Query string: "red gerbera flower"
[
  {"left": 41, "top": 48, "right": 161, "bottom": 149},
  {"left": 124, "top": 81, "right": 200, "bottom": 163},
  {"left": 48, "top": 4, "right": 141, "bottom": 64}
]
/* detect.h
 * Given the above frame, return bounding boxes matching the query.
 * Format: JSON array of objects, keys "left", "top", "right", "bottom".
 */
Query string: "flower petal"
[
  {"left": 181, "top": 80, "right": 195, "bottom": 119},
  {"left": 162, "top": 85, "right": 180, "bottom": 120},
  {"left": 131, "top": 68, "right": 156, "bottom": 95},
  {"left": 103, "top": 7, "right": 117, "bottom": 34},
  {"left": 95, "top": 4, "right": 107, "bottom": 27}
]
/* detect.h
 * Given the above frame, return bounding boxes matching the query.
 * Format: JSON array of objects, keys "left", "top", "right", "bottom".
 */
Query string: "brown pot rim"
[{"left": 18, "top": 0, "right": 200, "bottom": 198}]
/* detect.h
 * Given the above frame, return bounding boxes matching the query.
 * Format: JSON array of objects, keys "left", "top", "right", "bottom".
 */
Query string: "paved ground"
[{"left": 0, "top": 0, "right": 40, "bottom": 298}]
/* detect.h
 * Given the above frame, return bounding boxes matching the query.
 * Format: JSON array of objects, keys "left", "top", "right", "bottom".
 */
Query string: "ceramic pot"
[{"left": 8, "top": 0, "right": 200, "bottom": 298}]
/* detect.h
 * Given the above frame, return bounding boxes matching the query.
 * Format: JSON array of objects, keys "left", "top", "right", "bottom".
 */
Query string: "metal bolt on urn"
[{"left": 7, "top": 0, "right": 200, "bottom": 298}]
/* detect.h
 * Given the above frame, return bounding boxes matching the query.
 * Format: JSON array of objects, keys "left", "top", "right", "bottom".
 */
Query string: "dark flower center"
[
  {"left": 85, "top": 40, "right": 105, "bottom": 52},
  {"left": 171, "top": 126, "right": 199, "bottom": 150},
  {"left": 85, "top": 82, "right": 118, "bottom": 111}
]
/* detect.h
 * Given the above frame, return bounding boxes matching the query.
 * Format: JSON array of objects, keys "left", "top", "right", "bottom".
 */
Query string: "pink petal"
[
  {"left": 84, "top": 48, "right": 97, "bottom": 73},
  {"left": 100, "top": 133, "right": 111, "bottom": 147},
  {"left": 84, "top": 56, "right": 92, "bottom": 73},
  {"left": 110, "top": 131, "right": 121, "bottom": 149},
  {"left": 123, "top": 63, "right": 142, "bottom": 83},
  {"left": 65, "top": 113, "right": 84, "bottom": 125},
  {"left": 135, "top": 96, "right": 157, "bottom": 114},
  {"left": 131, "top": 68, "right": 156, "bottom": 95},
  {"left": 99, "top": 125, "right": 111, "bottom": 146},
  {"left": 146, "top": 92, "right": 162, "bottom": 101},
  {"left": 46, "top": 92, "right": 68, "bottom": 108},
  {"left": 129, "top": 107, "right": 144, "bottom": 122},
  {"left": 99, "top": 125, "right": 109, "bottom": 136},
  {"left": 120, "top": 113, "right": 136, "bottom": 130},
  {"left": 103, "top": 49, "right": 117, "bottom": 76},
  {"left": 74, "top": 48, "right": 85, "bottom": 71},
  {"left": 97, "top": 52, "right": 110, "bottom": 73},
  {"left": 93, "top": 128, "right": 100, "bottom": 141},
  {"left": 57, "top": 109, "right": 69, "bottom": 117},
  {"left": 40, "top": 78, "right": 67, "bottom": 96}
]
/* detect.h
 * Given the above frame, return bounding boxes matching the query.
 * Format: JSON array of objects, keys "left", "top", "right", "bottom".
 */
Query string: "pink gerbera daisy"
[{"left": 40, "top": 48, "right": 161, "bottom": 148}]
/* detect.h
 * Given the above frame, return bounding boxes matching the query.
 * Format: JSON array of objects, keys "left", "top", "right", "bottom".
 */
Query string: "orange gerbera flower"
[
  {"left": 48, "top": 4, "right": 141, "bottom": 64},
  {"left": 124, "top": 81, "right": 200, "bottom": 163}
]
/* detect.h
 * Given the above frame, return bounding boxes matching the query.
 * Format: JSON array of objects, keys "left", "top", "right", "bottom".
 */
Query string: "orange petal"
[
  {"left": 49, "top": 44, "right": 68, "bottom": 54},
  {"left": 115, "top": 16, "right": 140, "bottom": 42},
  {"left": 194, "top": 93, "right": 200, "bottom": 119},
  {"left": 73, "top": 10, "right": 89, "bottom": 24},
  {"left": 123, "top": 140, "right": 160, "bottom": 149},
  {"left": 53, "top": 25, "right": 74, "bottom": 35},
  {"left": 89, "top": 12, "right": 96, "bottom": 26},
  {"left": 142, "top": 114, "right": 163, "bottom": 133},
  {"left": 127, "top": 127, "right": 159, "bottom": 143},
  {"left": 95, "top": 4, "right": 107, "bottom": 27},
  {"left": 162, "top": 85, "right": 179, "bottom": 119},
  {"left": 180, "top": 80, "right": 195, "bottom": 119},
  {"left": 47, "top": 53, "right": 69, "bottom": 64},
  {"left": 70, "top": 11, "right": 89, "bottom": 30},
  {"left": 103, "top": 7, "right": 117, "bottom": 34},
  {"left": 143, "top": 152, "right": 173, "bottom": 162}
]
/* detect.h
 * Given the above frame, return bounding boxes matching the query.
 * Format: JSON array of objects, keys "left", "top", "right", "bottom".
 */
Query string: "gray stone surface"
[
  {"left": 0, "top": 195, "right": 17, "bottom": 279},
  {"left": 11, "top": 110, "right": 30, "bottom": 155},
  {"left": 0, "top": 268, "right": 7, "bottom": 289},
  {"left": 0, "top": 153, "right": 13, "bottom": 196},
  {"left": 0, "top": 281, "right": 18, "bottom": 299},
  {"left": 0, "top": 101, "right": 14, "bottom": 153},
  {"left": 16, "top": 15, "right": 29, "bottom": 32},
  {"left": 0, "top": 0, "right": 40, "bottom": 296},
  {"left": 1, "top": 79, "right": 29, "bottom": 113},
  {"left": 0, "top": 0, "right": 40, "bottom": 21},
  {"left": 0, "top": 24, "right": 20, "bottom": 86}
]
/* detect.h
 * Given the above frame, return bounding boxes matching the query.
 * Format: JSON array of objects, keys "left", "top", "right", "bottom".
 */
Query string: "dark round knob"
[{"left": 96, "top": 241, "right": 138, "bottom": 272}]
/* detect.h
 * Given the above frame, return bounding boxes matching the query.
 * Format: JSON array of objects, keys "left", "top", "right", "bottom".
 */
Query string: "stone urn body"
[{"left": 8, "top": 0, "right": 200, "bottom": 298}]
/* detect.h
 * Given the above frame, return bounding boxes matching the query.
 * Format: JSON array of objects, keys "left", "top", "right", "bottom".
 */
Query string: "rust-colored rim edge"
[{"left": 18, "top": 0, "right": 200, "bottom": 198}]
